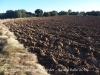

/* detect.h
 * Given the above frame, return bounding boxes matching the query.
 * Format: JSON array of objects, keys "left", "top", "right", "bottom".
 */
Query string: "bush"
[{"left": 0, "top": 71, "right": 4, "bottom": 75}]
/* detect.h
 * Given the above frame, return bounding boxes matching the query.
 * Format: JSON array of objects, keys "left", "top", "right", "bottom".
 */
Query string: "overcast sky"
[{"left": 0, "top": 0, "right": 100, "bottom": 13}]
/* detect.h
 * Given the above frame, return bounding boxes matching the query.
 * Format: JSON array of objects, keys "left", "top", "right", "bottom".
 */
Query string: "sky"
[{"left": 0, "top": 0, "right": 100, "bottom": 13}]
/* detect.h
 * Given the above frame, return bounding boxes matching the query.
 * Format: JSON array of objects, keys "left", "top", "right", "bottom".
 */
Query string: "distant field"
[{"left": 4, "top": 16, "right": 100, "bottom": 75}]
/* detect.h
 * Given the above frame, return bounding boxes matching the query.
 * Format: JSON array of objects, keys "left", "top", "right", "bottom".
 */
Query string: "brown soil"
[
  {"left": 0, "top": 20, "right": 49, "bottom": 75},
  {"left": 4, "top": 16, "right": 100, "bottom": 75}
]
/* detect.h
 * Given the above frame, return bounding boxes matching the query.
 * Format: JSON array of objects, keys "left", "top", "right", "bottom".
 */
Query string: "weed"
[
  {"left": 0, "top": 71, "right": 4, "bottom": 75},
  {"left": 0, "top": 32, "right": 2, "bottom": 35}
]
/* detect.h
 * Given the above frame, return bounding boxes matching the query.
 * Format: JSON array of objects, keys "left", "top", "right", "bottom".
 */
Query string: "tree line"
[{"left": 0, "top": 9, "right": 100, "bottom": 19}]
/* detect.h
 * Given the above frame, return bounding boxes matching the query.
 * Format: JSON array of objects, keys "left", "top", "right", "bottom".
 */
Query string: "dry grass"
[{"left": 0, "top": 20, "right": 50, "bottom": 75}]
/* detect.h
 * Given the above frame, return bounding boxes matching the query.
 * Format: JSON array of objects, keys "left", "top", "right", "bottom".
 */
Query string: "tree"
[
  {"left": 0, "top": 13, "right": 2, "bottom": 19},
  {"left": 15, "top": 10, "right": 22, "bottom": 18},
  {"left": 43, "top": 12, "right": 50, "bottom": 16},
  {"left": 68, "top": 9, "right": 72, "bottom": 15},
  {"left": 14, "top": 9, "right": 27, "bottom": 18},
  {"left": 35, "top": 9, "right": 43, "bottom": 17},
  {"left": 79, "top": 12, "right": 85, "bottom": 16},
  {"left": 86, "top": 11, "right": 100, "bottom": 16},
  {"left": 95, "top": 11, "right": 100, "bottom": 16},
  {"left": 58, "top": 11, "right": 68, "bottom": 15},
  {"left": 26, "top": 12, "right": 34, "bottom": 17},
  {"left": 5, "top": 10, "right": 16, "bottom": 18},
  {"left": 0, "top": 13, "right": 6, "bottom": 19},
  {"left": 69, "top": 12, "right": 79, "bottom": 16},
  {"left": 20, "top": 9, "right": 26, "bottom": 18},
  {"left": 50, "top": 11, "right": 58, "bottom": 16}
]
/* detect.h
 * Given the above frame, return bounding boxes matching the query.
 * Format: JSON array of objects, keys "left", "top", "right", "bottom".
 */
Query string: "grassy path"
[{"left": 0, "top": 20, "right": 50, "bottom": 75}]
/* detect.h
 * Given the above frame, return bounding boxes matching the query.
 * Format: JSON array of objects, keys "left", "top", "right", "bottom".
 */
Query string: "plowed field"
[{"left": 4, "top": 16, "right": 100, "bottom": 75}]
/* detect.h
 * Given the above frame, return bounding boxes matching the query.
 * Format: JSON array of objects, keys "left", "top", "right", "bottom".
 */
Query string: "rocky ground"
[{"left": 3, "top": 16, "right": 100, "bottom": 75}]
